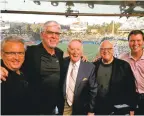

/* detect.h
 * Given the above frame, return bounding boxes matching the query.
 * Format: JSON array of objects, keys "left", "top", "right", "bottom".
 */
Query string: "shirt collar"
[
  {"left": 129, "top": 49, "right": 144, "bottom": 60},
  {"left": 70, "top": 59, "right": 81, "bottom": 68}
]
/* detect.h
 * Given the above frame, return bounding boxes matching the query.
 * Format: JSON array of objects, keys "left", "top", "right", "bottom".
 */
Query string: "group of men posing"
[{"left": 0, "top": 20, "right": 144, "bottom": 115}]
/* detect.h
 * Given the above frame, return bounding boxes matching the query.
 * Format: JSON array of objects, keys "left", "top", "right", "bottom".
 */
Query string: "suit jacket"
[
  {"left": 93, "top": 58, "right": 136, "bottom": 111},
  {"left": 22, "top": 43, "right": 64, "bottom": 114},
  {"left": 62, "top": 57, "right": 98, "bottom": 115}
]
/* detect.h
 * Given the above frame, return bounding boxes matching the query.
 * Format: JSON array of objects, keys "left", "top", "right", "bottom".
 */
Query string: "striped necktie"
[{"left": 67, "top": 64, "right": 77, "bottom": 106}]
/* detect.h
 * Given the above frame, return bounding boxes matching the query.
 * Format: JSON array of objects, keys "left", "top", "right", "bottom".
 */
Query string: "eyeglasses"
[
  {"left": 100, "top": 48, "right": 113, "bottom": 51},
  {"left": 3, "top": 51, "right": 25, "bottom": 57},
  {"left": 45, "top": 30, "right": 61, "bottom": 36}
]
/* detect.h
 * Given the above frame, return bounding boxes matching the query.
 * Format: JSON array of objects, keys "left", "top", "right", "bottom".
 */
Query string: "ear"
[
  {"left": 67, "top": 47, "right": 70, "bottom": 54},
  {"left": 41, "top": 32, "right": 46, "bottom": 39},
  {"left": 1, "top": 51, "right": 3, "bottom": 59}
]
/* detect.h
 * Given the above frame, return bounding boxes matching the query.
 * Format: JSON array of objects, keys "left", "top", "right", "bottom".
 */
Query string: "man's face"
[
  {"left": 100, "top": 41, "right": 114, "bottom": 62},
  {"left": 68, "top": 41, "right": 83, "bottom": 63},
  {"left": 129, "top": 34, "right": 144, "bottom": 53},
  {"left": 1, "top": 41, "right": 25, "bottom": 71},
  {"left": 41, "top": 22, "right": 61, "bottom": 49}
]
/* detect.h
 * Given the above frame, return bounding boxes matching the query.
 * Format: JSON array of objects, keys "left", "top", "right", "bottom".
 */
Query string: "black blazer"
[
  {"left": 62, "top": 57, "right": 98, "bottom": 115},
  {"left": 22, "top": 43, "right": 64, "bottom": 114},
  {"left": 93, "top": 58, "right": 136, "bottom": 111}
]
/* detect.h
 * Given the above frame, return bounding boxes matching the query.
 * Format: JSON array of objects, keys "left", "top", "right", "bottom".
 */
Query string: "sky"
[
  {"left": 0, "top": 13, "right": 128, "bottom": 25},
  {"left": 0, "top": 0, "right": 139, "bottom": 25}
]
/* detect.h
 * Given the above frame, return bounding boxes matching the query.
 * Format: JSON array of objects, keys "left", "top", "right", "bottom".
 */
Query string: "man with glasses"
[
  {"left": 93, "top": 40, "right": 136, "bottom": 115},
  {"left": 23, "top": 21, "right": 64, "bottom": 115},
  {"left": 1, "top": 36, "right": 29, "bottom": 115},
  {"left": 1, "top": 21, "right": 64, "bottom": 115}
]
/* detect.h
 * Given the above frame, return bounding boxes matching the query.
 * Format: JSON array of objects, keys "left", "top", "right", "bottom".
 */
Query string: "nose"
[
  {"left": 133, "top": 41, "right": 138, "bottom": 45},
  {"left": 103, "top": 49, "right": 109, "bottom": 52},
  {"left": 13, "top": 53, "right": 19, "bottom": 59},
  {"left": 51, "top": 33, "right": 57, "bottom": 38},
  {"left": 74, "top": 49, "right": 78, "bottom": 53}
]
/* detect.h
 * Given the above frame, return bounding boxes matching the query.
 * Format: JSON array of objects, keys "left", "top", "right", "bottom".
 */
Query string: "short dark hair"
[{"left": 128, "top": 30, "right": 144, "bottom": 41}]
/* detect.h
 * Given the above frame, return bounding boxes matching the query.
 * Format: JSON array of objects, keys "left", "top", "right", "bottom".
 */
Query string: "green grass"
[{"left": 58, "top": 43, "right": 99, "bottom": 61}]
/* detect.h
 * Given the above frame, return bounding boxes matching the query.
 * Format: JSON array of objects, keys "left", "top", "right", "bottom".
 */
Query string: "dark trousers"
[
  {"left": 95, "top": 97, "right": 131, "bottom": 115},
  {"left": 135, "top": 93, "right": 144, "bottom": 115},
  {"left": 95, "top": 98, "right": 113, "bottom": 115}
]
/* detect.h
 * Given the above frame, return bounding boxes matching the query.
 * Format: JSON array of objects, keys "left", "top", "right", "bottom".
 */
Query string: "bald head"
[
  {"left": 100, "top": 40, "right": 114, "bottom": 64},
  {"left": 100, "top": 40, "right": 113, "bottom": 49}
]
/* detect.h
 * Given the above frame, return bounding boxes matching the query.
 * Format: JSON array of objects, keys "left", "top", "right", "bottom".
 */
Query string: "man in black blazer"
[
  {"left": 23, "top": 21, "right": 64, "bottom": 115},
  {"left": 93, "top": 40, "right": 136, "bottom": 115},
  {"left": 62, "top": 39, "right": 97, "bottom": 115}
]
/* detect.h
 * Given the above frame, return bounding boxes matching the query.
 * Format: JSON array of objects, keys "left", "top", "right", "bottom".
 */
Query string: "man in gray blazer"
[{"left": 61, "top": 39, "right": 97, "bottom": 115}]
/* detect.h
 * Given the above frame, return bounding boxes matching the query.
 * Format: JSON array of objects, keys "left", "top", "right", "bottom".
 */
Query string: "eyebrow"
[{"left": 46, "top": 30, "right": 61, "bottom": 34}]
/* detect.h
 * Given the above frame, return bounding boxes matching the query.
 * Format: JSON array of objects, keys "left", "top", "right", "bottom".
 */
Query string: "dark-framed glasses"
[
  {"left": 100, "top": 48, "right": 113, "bottom": 51},
  {"left": 45, "top": 30, "right": 61, "bottom": 36},
  {"left": 3, "top": 51, "right": 25, "bottom": 57}
]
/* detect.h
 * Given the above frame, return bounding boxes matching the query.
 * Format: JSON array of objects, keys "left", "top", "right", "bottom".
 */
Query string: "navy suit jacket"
[{"left": 62, "top": 57, "right": 98, "bottom": 115}]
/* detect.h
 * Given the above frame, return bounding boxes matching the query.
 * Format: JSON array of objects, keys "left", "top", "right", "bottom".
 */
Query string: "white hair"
[
  {"left": 99, "top": 40, "right": 114, "bottom": 50},
  {"left": 40, "top": 20, "right": 61, "bottom": 32}
]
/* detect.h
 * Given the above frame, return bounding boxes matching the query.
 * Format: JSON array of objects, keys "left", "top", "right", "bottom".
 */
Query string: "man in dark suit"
[
  {"left": 61, "top": 39, "right": 97, "bottom": 115},
  {"left": 93, "top": 40, "right": 136, "bottom": 115}
]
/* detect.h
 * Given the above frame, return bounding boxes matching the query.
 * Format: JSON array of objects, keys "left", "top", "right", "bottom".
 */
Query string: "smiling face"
[
  {"left": 68, "top": 40, "right": 83, "bottom": 63},
  {"left": 129, "top": 34, "right": 144, "bottom": 54},
  {"left": 41, "top": 22, "right": 61, "bottom": 49},
  {"left": 1, "top": 41, "right": 25, "bottom": 72},
  {"left": 100, "top": 40, "right": 114, "bottom": 63}
]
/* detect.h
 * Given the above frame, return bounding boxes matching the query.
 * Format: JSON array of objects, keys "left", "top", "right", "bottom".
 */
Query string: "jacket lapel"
[
  {"left": 74, "top": 61, "right": 85, "bottom": 94},
  {"left": 109, "top": 58, "right": 117, "bottom": 89},
  {"left": 63, "top": 58, "right": 70, "bottom": 96},
  {"left": 33, "top": 43, "right": 43, "bottom": 80}
]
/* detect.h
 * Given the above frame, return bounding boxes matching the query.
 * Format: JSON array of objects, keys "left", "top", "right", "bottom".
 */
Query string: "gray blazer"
[{"left": 62, "top": 57, "right": 98, "bottom": 115}]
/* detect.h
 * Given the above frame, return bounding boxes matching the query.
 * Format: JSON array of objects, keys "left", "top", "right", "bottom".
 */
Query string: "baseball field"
[{"left": 58, "top": 43, "right": 99, "bottom": 61}]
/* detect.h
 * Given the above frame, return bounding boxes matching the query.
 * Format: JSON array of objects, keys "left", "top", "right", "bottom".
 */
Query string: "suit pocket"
[{"left": 80, "top": 81, "right": 88, "bottom": 87}]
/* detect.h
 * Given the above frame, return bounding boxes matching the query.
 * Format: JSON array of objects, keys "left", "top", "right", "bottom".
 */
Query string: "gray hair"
[
  {"left": 40, "top": 20, "right": 61, "bottom": 32},
  {"left": 1, "top": 35, "right": 27, "bottom": 51},
  {"left": 99, "top": 40, "right": 114, "bottom": 50}
]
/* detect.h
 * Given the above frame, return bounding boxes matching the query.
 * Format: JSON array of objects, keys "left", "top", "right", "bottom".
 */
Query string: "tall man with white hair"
[
  {"left": 93, "top": 40, "right": 136, "bottom": 115},
  {"left": 1, "top": 21, "right": 64, "bottom": 115}
]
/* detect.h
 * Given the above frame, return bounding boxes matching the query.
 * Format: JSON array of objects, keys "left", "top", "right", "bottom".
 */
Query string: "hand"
[
  {"left": 0, "top": 66, "right": 8, "bottom": 82},
  {"left": 130, "top": 111, "right": 134, "bottom": 116},
  {"left": 81, "top": 55, "right": 88, "bottom": 62},
  {"left": 92, "top": 56, "right": 101, "bottom": 62},
  {"left": 87, "top": 112, "right": 94, "bottom": 116}
]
